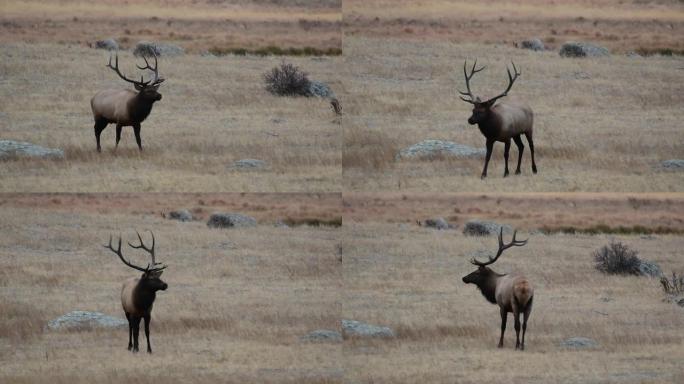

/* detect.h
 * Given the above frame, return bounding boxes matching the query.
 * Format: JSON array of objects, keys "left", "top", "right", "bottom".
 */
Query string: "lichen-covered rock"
[
  {"left": 463, "top": 220, "right": 512, "bottom": 236},
  {"left": 423, "top": 217, "right": 450, "bottom": 230},
  {"left": 94, "top": 38, "right": 118, "bottom": 51},
  {"left": 231, "top": 159, "right": 266, "bottom": 170},
  {"left": 0, "top": 140, "right": 64, "bottom": 160},
  {"left": 47, "top": 311, "right": 127, "bottom": 331},
  {"left": 307, "top": 80, "right": 336, "bottom": 99},
  {"left": 397, "top": 140, "right": 485, "bottom": 160},
  {"left": 167, "top": 209, "right": 193, "bottom": 222},
  {"left": 638, "top": 260, "right": 663, "bottom": 278},
  {"left": 207, "top": 213, "right": 257, "bottom": 228},
  {"left": 342, "top": 319, "right": 395, "bottom": 338},
  {"left": 661, "top": 159, "right": 684, "bottom": 170},
  {"left": 520, "top": 38, "right": 545, "bottom": 51},
  {"left": 133, "top": 41, "right": 184, "bottom": 57},
  {"left": 559, "top": 42, "right": 610, "bottom": 57},
  {"left": 301, "top": 329, "right": 342, "bottom": 343},
  {"left": 560, "top": 337, "right": 599, "bottom": 349}
]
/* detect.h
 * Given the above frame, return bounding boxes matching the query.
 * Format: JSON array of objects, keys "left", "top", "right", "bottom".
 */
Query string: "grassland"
[
  {"left": 343, "top": 37, "right": 684, "bottom": 192},
  {"left": 0, "top": 0, "right": 341, "bottom": 53},
  {"left": 0, "top": 194, "right": 342, "bottom": 384},
  {"left": 342, "top": 220, "right": 684, "bottom": 383},
  {"left": 0, "top": 44, "right": 342, "bottom": 192}
]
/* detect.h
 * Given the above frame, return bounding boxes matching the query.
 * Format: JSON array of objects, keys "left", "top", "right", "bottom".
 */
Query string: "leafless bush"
[
  {"left": 263, "top": 61, "right": 311, "bottom": 96},
  {"left": 593, "top": 241, "right": 641, "bottom": 275},
  {"left": 660, "top": 272, "right": 684, "bottom": 295}
]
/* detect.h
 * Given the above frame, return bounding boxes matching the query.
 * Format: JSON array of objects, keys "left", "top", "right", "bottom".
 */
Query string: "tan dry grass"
[
  {"left": 341, "top": 220, "right": 684, "bottom": 383},
  {"left": 0, "top": 44, "right": 342, "bottom": 192},
  {"left": 0, "top": 196, "right": 342, "bottom": 383},
  {"left": 343, "top": 37, "right": 684, "bottom": 192}
]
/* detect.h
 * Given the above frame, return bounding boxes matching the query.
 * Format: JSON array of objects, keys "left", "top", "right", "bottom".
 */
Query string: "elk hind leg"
[
  {"left": 144, "top": 314, "right": 153, "bottom": 353},
  {"left": 115, "top": 124, "right": 123, "bottom": 149},
  {"left": 513, "top": 135, "right": 524, "bottom": 174},
  {"left": 498, "top": 307, "right": 507, "bottom": 348},
  {"left": 126, "top": 313, "right": 133, "bottom": 351},
  {"left": 94, "top": 118, "right": 108, "bottom": 153},
  {"left": 514, "top": 309, "right": 522, "bottom": 350},
  {"left": 521, "top": 296, "right": 533, "bottom": 350},
  {"left": 503, "top": 139, "right": 511, "bottom": 177},
  {"left": 524, "top": 132, "right": 537, "bottom": 174}
]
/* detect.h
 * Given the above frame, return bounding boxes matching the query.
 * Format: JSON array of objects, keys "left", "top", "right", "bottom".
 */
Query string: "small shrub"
[
  {"left": 593, "top": 241, "right": 641, "bottom": 275},
  {"left": 264, "top": 62, "right": 311, "bottom": 97},
  {"left": 660, "top": 272, "right": 684, "bottom": 295}
]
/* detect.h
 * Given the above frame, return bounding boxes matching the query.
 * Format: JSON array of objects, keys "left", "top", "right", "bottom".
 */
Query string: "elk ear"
[
  {"left": 134, "top": 83, "right": 144, "bottom": 91},
  {"left": 483, "top": 99, "right": 497, "bottom": 108}
]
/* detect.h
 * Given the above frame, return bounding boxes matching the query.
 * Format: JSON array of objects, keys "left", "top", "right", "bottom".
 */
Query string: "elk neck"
[
  {"left": 476, "top": 270, "right": 505, "bottom": 304},
  {"left": 128, "top": 92, "right": 156, "bottom": 123},
  {"left": 476, "top": 110, "right": 502, "bottom": 140},
  {"left": 132, "top": 279, "right": 157, "bottom": 313}
]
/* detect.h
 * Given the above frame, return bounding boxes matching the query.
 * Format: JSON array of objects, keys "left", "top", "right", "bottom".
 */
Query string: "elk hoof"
[
  {"left": 127, "top": 345, "right": 132, "bottom": 351},
  {"left": 520, "top": 345, "right": 525, "bottom": 351},
  {"left": 481, "top": 174, "right": 487, "bottom": 180},
  {"left": 515, "top": 169, "right": 521, "bottom": 175},
  {"left": 532, "top": 166, "right": 537, "bottom": 174},
  {"left": 497, "top": 343, "right": 503, "bottom": 348},
  {"left": 503, "top": 172, "right": 509, "bottom": 178}
]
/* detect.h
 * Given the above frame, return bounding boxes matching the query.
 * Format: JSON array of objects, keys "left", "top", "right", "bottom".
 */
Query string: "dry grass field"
[
  {"left": 0, "top": 44, "right": 342, "bottom": 192},
  {"left": 0, "top": 0, "right": 341, "bottom": 53},
  {"left": 0, "top": 193, "right": 342, "bottom": 383},
  {"left": 343, "top": 37, "right": 684, "bottom": 192},
  {"left": 344, "top": 0, "right": 684, "bottom": 54},
  {"left": 342, "top": 220, "right": 684, "bottom": 383}
]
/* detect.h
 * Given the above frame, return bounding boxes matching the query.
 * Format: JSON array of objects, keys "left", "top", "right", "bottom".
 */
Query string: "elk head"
[
  {"left": 458, "top": 59, "right": 521, "bottom": 125},
  {"left": 104, "top": 230, "right": 168, "bottom": 292},
  {"left": 106, "top": 52, "right": 165, "bottom": 102},
  {"left": 462, "top": 228, "right": 528, "bottom": 291}
]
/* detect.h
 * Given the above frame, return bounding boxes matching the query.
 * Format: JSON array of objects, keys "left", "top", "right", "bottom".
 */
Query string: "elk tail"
[{"left": 514, "top": 280, "right": 533, "bottom": 308}]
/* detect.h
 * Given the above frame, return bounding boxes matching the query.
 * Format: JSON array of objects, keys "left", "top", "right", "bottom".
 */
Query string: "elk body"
[
  {"left": 91, "top": 53, "right": 165, "bottom": 152},
  {"left": 459, "top": 60, "right": 537, "bottom": 178},
  {"left": 462, "top": 229, "right": 534, "bottom": 350},
  {"left": 104, "top": 231, "right": 167, "bottom": 353}
]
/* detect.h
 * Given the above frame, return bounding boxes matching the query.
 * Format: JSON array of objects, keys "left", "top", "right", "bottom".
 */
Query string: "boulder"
[
  {"left": 519, "top": 38, "right": 545, "bottom": 51},
  {"left": 133, "top": 41, "right": 184, "bottom": 57},
  {"left": 94, "top": 38, "right": 118, "bottom": 51},
  {"left": 397, "top": 140, "right": 485, "bottom": 160},
  {"left": 463, "top": 220, "right": 512, "bottom": 236},
  {"left": 167, "top": 209, "right": 193, "bottom": 222},
  {"left": 423, "top": 217, "right": 450, "bottom": 230},
  {"left": 559, "top": 42, "right": 610, "bottom": 58},
  {"left": 307, "top": 80, "right": 336, "bottom": 99},
  {"left": 207, "top": 213, "right": 257, "bottom": 228},
  {"left": 341, "top": 319, "right": 395, "bottom": 338},
  {"left": 47, "top": 311, "right": 127, "bottom": 331},
  {"left": 301, "top": 329, "right": 342, "bottom": 343},
  {"left": 638, "top": 260, "right": 663, "bottom": 278},
  {"left": 661, "top": 159, "right": 684, "bottom": 170},
  {"left": 231, "top": 159, "right": 266, "bottom": 170},
  {"left": 0, "top": 140, "right": 64, "bottom": 160},
  {"left": 560, "top": 337, "right": 599, "bottom": 349}
]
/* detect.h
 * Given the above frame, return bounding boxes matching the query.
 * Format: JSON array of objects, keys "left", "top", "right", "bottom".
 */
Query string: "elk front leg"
[
  {"left": 132, "top": 317, "right": 141, "bottom": 352},
  {"left": 133, "top": 124, "right": 143, "bottom": 151},
  {"left": 524, "top": 132, "right": 537, "bottom": 174},
  {"left": 144, "top": 314, "right": 152, "bottom": 354},
  {"left": 115, "top": 124, "right": 123, "bottom": 149},
  {"left": 513, "top": 135, "right": 524, "bottom": 174},
  {"left": 94, "top": 119, "right": 107, "bottom": 153},
  {"left": 503, "top": 139, "right": 511, "bottom": 177},
  {"left": 126, "top": 313, "right": 133, "bottom": 351},
  {"left": 498, "top": 306, "right": 507, "bottom": 348},
  {"left": 481, "top": 140, "right": 494, "bottom": 179}
]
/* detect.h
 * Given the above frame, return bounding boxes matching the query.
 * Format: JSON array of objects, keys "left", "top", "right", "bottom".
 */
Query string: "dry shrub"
[
  {"left": 593, "top": 241, "right": 641, "bottom": 275},
  {"left": 263, "top": 61, "right": 311, "bottom": 96},
  {"left": 343, "top": 126, "right": 398, "bottom": 170},
  {"left": 660, "top": 272, "right": 684, "bottom": 295}
]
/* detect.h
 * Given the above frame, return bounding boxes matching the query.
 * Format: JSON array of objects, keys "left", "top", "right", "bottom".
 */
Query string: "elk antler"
[
  {"left": 135, "top": 53, "right": 164, "bottom": 86},
  {"left": 470, "top": 228, "right": 528, "bottom": 267},
  {"left": 104, "top": 234, "right": 148, "bottom": 272},
  {"left": 482, "top": 61, "right": 521, "bottom": 105},
  {"left": 458, "top": 59, "right": 486, "bottom": 104},
  {"left": 106, "top": 52, "right": 163, "bottom": 88},
  {"left": 128, "top": 230, "right": 166, "bottom": 271}
]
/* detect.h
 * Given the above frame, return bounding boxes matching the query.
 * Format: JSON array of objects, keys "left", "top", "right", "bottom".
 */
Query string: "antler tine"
[
  {"left": 458, "top": 59, "right": 486, "bottom": 104},
  {"left": 106, "top": 51, "right": 149, "bottom": 87},
  {"left": 128, "top": 230, "right": 166, "bottom": 271},
  {"left": 470, "top": 228, "right": 528, "bottom": 267},
  {"left": 484, "top": 61, "right": 521, "bottom": 105},
  {"left": 104, "top": 233, "right": 148, "bottom": 272},
  {"left": 136, "top": 52, "right": 163, "bottom": 86}
]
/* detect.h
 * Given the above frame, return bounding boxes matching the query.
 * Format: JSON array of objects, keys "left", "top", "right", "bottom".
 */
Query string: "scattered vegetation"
[
  {"left": 593, "top": 241, "right": 642, "bottom": 275},
  {"left": 660, "top": 272, "right": 684, "bottom": 295},
  {"left": 264, "top": 61, "right": 311, "bottom": 96},
  {"left": 281, "top": 217, "right": 342, "bottom": 227},
  {"left": 541, "top": 225, "right": 683, "bottom": 236},
  {"left": 634, "top": 47, "right": 684, "bottom": 57},
  {"left": 210, "top": 46, "right": 342, "bottom": 57}
]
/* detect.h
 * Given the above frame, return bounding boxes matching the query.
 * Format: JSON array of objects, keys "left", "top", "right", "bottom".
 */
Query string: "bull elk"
[
  {"left": 458, "top": 60, "right": 537, "bottom": 178},
  {"left": 91, "top": 52, "right": 165, "bottom": 152},
  {"left": 462, "top": 229, "right": 534, "bottom": 350},
  {"left": 104, "top": 231, "right": 168, "bottom": 353}
]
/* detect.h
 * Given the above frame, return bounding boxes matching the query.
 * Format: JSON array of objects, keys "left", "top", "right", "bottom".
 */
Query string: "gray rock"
[
  {"left": 207, "top": 213, "right": 257, "bottom": 229},
  {"left": 231, "top": 159, "right": 266, "bottom": 170},
  {"left": 94, "top": 38, "right": 118, "bottom": 51},
  {"left": 301, "top": 329, "right": 342, "bottom": 343},
  {"left": 133, "top": 41, "right": 184, "bottom": 57},
  {"left": 520, "top": 38, "right": 545, "bottom": 51},
  {"left": 423, "top": 217, "right": 450, "bottom": 230},
  {"left": 463, "top": 220, "right": 512, "bottom": 236},
  {"left": 560, "top": 337, "right": 599, "bottom": 349},
  {"left": 638, "top": 260, "right": 663, "bottom": 278},
  {"left": 397, "top": 140, "right": 485, "bottom": 160},
  {"left": 661, "top": 159, "right": 684, "bottom": 170},
  {"left": 559, "top": 42, "right": 610, "bottom": 58},
  {"left": 0, "top": 140, "right": 64, "bottom": 160},
  {"left": 167, "top": 209, "right": 193, "bottom": 222},
  {"left": 307, "top": 80, "right": 336, "bottom": 99},
  {"left": 47, "top": 311, "right": 127, "bottom": 331},
  {"left": 342, "top": 319, "right": 395, "bottom": 338}
]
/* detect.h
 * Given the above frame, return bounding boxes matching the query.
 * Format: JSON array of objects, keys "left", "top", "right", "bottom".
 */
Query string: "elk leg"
[
  {"left": 513, "top": 135, "right": 524, "bottom": 174},
  {"left": 521, "top": 296, "right": 533, "bottom": 351},
  {"left": 524, "top": 132, "right": 537, "bottom": 174},
  {"left": 94, "top": 119, "right": 107, "bottom": 153},
  {"left": 503, "top": 139, "right": 511, "bottom": 177},
  {"left": 132, "top": 317, "right": 141, "bottom": 352},
  {"left": 115, "top": 124, "right": 123, "bottom": 149},
  {"left": 482, "top": 140, "right": 494, "bottom": 179},
  {"left": 126, "top": 313, "right": 133, "bottom": 351},
  {"left": 498, "top": 307, "right": 507, "bottom": 348},
  {"left": 514, "top": 310, "right": 522, "bottom": 350},
  {"left": 144, "top": 314, "right": 152, "bottom": 354},
  {"left": 133, "top": 124, "right": 142, "bottom": 151}
]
